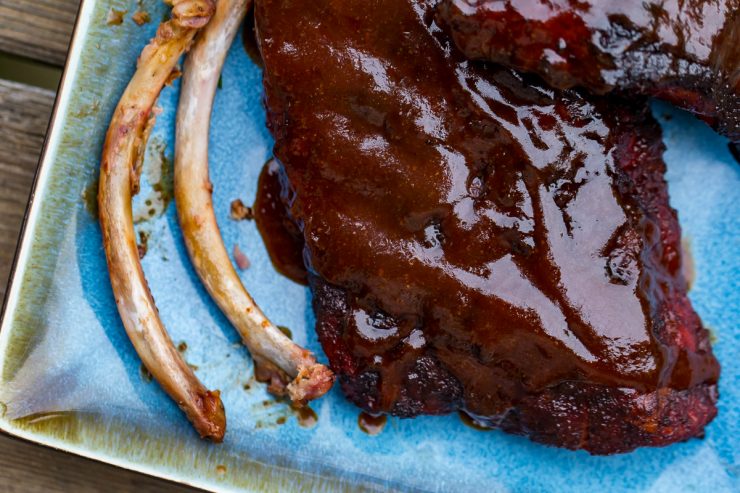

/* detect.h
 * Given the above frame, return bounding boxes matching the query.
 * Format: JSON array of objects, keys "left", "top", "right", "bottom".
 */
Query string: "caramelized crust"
[
  {"left": 437, "top": 0, "right": 740, "bottom": 140},
  {"left": 256, "top": 0, "right": 719, "bottom": 453}
]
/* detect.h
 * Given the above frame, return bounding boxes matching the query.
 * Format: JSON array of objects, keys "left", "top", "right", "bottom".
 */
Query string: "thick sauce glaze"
[
  {"left": 438, "top": 0, "right": 740, "bottom": 138},
  {"left": 254, "top": 159, "right": 308, "bottom": 285},
  {"left": 257, "top": 0, "right": 718, "bottom": 421}
]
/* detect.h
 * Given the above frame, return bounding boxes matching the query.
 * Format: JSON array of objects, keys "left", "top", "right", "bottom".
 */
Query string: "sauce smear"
[
  {"left": 294, "top": 405, "right": 318, "bottom": 428},
  {"left": 254, "top": 159, "right": 308, "bottom": 285},
  {"left": 241, "top": 6, "right": 263, "bottom": 68},
  {"left": 458, "top": 411, "right": 492, "bottom": 432},
  {"left": 358, "top": 412, "right": 387, "bottom": 436}
]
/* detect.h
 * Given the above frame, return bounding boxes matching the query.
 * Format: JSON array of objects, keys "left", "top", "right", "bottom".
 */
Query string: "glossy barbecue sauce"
[
  {"left": 254, "top": 159, "right": 308, "bottom": 285},
  {"left": 437, "top": 0, "right": 740, "bottom": 137},
  {"left": 241, "top": 6, "right": 263, "bottom": 68},
  {"left": 439, "top": 0, "right": 740, "bottom": 90},
  {"left": 256, "top": 0, "right": 720, "bottom": 418},
  {"left": 458, "top": 411, "right": 492, "bottom": 432},
  {"left": 358, "top": 412, "right": 388, "bottom": 435}
]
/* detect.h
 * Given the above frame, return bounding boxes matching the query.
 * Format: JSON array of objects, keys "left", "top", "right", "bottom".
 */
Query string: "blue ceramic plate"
[{"left": 1, "top": 1, "right": 738, "bottom": 491}]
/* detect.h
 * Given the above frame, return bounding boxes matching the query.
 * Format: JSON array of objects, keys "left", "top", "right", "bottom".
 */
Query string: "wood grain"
[
  {"left": 0, "top": 80, "right": 198, "bottom": 493},
  {"left": 1, "top": 1, "right": 204, "bottom": 489},
  {"left": 0, "top": 435, "right": 199, "bottom": 492},
  {"left": 0, "top": 79, "right": 53, "bottom": 301},
  {"left": 0, "top": 0, "right": 80, "bottom": 66}
]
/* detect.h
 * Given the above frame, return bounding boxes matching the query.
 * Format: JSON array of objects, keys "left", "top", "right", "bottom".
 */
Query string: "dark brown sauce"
[
  {"left": 293, "top": 405, "right": 318, "bottom": 428},
  {"left": 437, "top": 0, "right": 738, "bottom": 138},
  {"left": 458, "top": 411, "right": 492, "bottom": 432},
  {"left": 254, "top": 159, "right": 308, "bottom": 285},
  {"left": 241, "top": 5, "right": 263, "bottom": 68},
  {"left": 256, "top": 0, "right": 721, "bottom": 423},
  {"left": 358, "top": 412, "right": 387, "bottom": 436},
  {"left": 139, "top": 363, "right": 153, "bottom": 383},
  {"left": 277, "top": 325, "right": 293, "bottom": 339},
  {"left": 137, "top": 230, "right": 149, "bottom": 259}
]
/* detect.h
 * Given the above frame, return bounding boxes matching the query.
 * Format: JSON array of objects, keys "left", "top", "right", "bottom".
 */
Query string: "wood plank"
[
  {"left": 0, "top": 78, "right": 198, "bottom": 492},
  {"left": 0, "top": 79, "right": 54, "bottom": 301},
  {"left": 0, "top": 0, "right": 80, "bottom": 66},
  {"left": 0, "top": 435, "right": 200, "bottom": 493}
]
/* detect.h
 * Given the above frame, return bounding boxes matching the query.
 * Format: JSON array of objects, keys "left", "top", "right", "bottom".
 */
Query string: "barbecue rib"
[
  {"left": 98, "top": 0, "right": 226, "bottom": 441},
  {"left": 437, "top": 0, "right": 740, "bottom": 140},
  {"left": 256, "top": 0, "right": 720, "bottom": 454},
  {"left": 175, "top": 0, "right": 333, "bottom": 406}
]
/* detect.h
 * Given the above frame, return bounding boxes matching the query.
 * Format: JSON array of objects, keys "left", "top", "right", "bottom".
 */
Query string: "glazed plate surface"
[{"left": 0, "top": 1, "right": 739, "bottom": 491}]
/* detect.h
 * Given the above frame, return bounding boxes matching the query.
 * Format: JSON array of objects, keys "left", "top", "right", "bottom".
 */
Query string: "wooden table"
[{"left": 0, "top": 1, "right": 198, "bottom": 491}]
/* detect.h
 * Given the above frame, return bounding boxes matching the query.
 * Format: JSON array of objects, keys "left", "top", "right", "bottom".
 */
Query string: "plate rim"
[
  {"left": 0, "top": 2, "right": 242, "bottom": 491},
  {"left": 1, "top": 2, "right": 736, "bottom": 492}
]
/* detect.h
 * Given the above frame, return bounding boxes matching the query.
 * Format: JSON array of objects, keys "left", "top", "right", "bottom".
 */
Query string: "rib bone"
[
  {"left": 98, "top": 0, "right": 226, "bottom": 441},
  {"left": 175, "top": 0, "right": 334, "bottom": 405}
]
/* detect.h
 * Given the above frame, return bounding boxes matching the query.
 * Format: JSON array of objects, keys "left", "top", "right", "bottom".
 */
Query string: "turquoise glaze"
[{"left": 0, "top": 1, "right": 738, "bottom": 491}]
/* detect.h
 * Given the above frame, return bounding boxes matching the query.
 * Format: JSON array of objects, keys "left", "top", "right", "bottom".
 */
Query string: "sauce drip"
[
  {"left": 294, "top": 405, "right": 318, "bottom": 428},
  {"left": 254, "top": 159, "right": 309, "bottom": 285},
  {"left": 241, "top": 6, "right": 263, "bottom": 68},
  {"left": 458, "top": 411, "right": 492, "bottom": 432},
  {"left": 277, "top": 325, "right": 293, "bottom": 339},
  {"left": 358, "top": 412, "right": 387, "bottom": 436}
]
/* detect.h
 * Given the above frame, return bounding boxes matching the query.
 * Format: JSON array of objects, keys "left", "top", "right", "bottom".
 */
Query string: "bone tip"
[
  {"left": 192, "top": 389, "right": 227, "bottom": 442},
  {"left": 287, "top": 364, "right": 336, "bottom": 405},
  {"left": 172, "top": 0, "right": 216, "bottom": 29}
]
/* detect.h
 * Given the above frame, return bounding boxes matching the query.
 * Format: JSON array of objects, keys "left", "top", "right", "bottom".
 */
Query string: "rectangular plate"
[{"left": 1, "top": 1, "right": 739, "bottom": 491}]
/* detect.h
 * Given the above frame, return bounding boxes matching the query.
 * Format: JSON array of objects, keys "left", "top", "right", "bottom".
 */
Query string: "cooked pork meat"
[
  {"left": 256, "top": 0, "right": 719, "bottom": 454},
  {"left": 437, "top": 0, "right": 740, "bottom": 140}
]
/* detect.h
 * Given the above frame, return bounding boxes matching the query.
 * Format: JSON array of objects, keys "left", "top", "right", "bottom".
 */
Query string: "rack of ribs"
[
  {"left": 437, "top": 0, "right": 740, "bottom": 140},
  {"left": 255, "top": 0, "right": 720, "bottom": 454}
]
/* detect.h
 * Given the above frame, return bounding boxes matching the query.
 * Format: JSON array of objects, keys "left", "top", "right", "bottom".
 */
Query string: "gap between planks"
[
  {"left": 0, "top": 0, "right": 81, "bottom": 67},
  {"left": 0, "top": 79, "right": 54, "bottom": 300},
  {"left": 0, "top": 75, "right": 197, "bottom": 493}
]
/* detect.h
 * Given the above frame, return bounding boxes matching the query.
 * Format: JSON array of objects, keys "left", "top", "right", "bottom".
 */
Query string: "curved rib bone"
[
  {"left": 175, "top": 0, "right": 334, "bottom": 405},
  {"left": 98, "top": 0, "right": 226, "bottom": 441}
]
